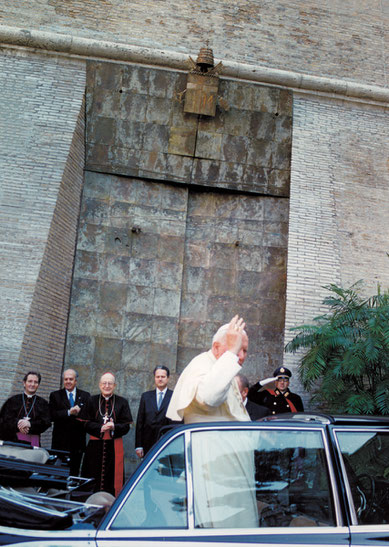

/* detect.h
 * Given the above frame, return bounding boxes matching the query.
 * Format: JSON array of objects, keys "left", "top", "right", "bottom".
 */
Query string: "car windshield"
[{"left": 336, "top": 430, "right": 389, "bottom": 525}]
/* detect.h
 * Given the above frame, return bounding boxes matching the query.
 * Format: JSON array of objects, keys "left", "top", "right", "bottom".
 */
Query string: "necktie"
[
  {"left": 157, "top": 391, "right": 163, "bottom": 410},
  {"left": 69, "top": 392, "right": 75, "bottom": 407}
]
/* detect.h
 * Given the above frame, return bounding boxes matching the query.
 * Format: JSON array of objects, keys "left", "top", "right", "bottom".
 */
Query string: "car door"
[
  {"left": 96, "top": 424, "right": 350, "bottom": 547},
  {"left": 332, "top": 427, "right": 389, "bottom": 547}
]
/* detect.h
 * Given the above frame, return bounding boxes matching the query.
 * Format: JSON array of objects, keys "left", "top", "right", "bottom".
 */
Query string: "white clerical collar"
[{"left": 156, "top": 387, "right": 167, "bottom": 395}]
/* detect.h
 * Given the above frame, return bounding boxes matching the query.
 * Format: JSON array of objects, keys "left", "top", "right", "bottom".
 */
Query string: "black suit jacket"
[
  {"left": 245, "top": 399, "right": 270, "bottom": 421},
  {"left": 49, "top": 387, "right": 90, "bottom": 452},
  {"left": 135, "top": 389, "right": 175, "bottom": 455}
]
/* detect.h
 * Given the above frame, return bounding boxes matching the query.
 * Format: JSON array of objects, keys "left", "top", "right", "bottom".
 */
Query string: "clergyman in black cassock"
[
  {"left": 82, "top": 373, "right": 132, "bottom": 497},
  {"left": 0, "top": 371, "right": 51, "bottom": 447},
  {"left": 49, "top": 368, "right": 90, "bottom": 476}
]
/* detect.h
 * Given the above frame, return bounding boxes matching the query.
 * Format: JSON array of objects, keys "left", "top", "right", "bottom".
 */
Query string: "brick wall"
[
  {"left": 1, "top": 1, "right": 388, "bottom": 89},
  {"left": 0, "top": 48, "right": 86, "bottom": 410},
  {"left": 283, "top": 94, "right": 389, "bottom": 409}
]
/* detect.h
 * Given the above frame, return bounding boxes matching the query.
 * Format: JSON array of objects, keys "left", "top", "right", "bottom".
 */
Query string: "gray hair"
[
  {"left": 236, "top": 372, "right": 249, "bottom": 390},
  {"left": 63, "top": 368, "right": 78, "bottom": 379},
  {"left": 212, "top": 323, "right": 248, "bottom": 345}
]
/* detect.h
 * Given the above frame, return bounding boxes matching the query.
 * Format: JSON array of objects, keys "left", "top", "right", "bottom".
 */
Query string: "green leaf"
[{"left": 285, "top": 282, "right": 389, "bottom": 415}]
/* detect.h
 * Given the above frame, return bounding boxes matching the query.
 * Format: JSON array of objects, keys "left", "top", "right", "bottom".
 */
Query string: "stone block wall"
[
  {"left": 86, "top": 61, "right": 291, "bottom": 196},
  {"left": 0, "top": 48, "right": 86, "bottom": 410},
  {"left": 283, "top": 94, "right": 389, "bottom": 408}
]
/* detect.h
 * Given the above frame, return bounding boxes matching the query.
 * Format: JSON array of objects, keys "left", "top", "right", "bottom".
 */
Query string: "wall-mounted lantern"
[{"left": 181, "top": 47, "right": 227, "bottom": 117}]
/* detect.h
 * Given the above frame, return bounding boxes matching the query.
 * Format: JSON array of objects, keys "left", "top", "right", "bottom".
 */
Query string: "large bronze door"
[
  {"left": 65, "top": 172, "right": 188, "bottom": 392},
  {"left": 178, "top": 190, "right": 288, "bottom": 376},
  {"left": 65, "top": 173, "right": 287, "bottom": 396}
]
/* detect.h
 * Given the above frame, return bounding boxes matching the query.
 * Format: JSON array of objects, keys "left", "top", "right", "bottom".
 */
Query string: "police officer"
[{"left": 248, "top": 366, "right": 304, "bottom": 415}]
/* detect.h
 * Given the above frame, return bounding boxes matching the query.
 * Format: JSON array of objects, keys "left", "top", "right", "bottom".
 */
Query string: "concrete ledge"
[{"left": 1, "top": 24, "right": 389, "bottom": 105}]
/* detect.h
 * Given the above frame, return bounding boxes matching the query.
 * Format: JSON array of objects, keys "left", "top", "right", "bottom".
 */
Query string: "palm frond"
[{"left": 286, "top": 282, "right": 389, "bottom": 415}]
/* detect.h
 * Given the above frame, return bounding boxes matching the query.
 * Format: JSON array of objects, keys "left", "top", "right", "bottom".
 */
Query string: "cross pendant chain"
[{"left": 103, "top": 413, "right": 109, "bottom": 424}]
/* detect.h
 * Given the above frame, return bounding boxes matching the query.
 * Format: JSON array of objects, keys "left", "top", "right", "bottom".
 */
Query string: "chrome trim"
[
  {"left": 0, "top": 524, "right": 95, "bottom": 539},
  {"left": 350, "top": 523, "right": 389, "bottom": 532},
  {"left": 185, "top": 430, "right": 194, "bottom": 529},
  {"left": 96, "top": 525, "right": 350, "bottom": 539},
  {"left": 333, "top": 427, "right": 389, "bottom": 433},
  {"left": 332, "top": 428, "right": 358, "bottom": 525},
  {"left": 320, "top": 427, "right": 344, "bottom": 527}
]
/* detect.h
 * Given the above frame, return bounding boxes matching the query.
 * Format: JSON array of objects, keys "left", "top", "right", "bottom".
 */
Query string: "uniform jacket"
[{"left": 248, "top": 382, "right": 304, "bottom": 415}]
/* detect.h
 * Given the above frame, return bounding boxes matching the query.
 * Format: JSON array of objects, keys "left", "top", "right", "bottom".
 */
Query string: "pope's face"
[
  {"left": 24, "top": 374, "right": 40, "bottom": 396},
  {"left": 154, "top": 369, "right": 169, "bottom": 390},
  {"left": 215, "top": 334, "right": 249, "bottom": 366},
  {"left": 237, "top": 334, "right": 248, "bottom": 366},
  {"left": 99, "top": 374, "right": 116, "bottom": 397}
]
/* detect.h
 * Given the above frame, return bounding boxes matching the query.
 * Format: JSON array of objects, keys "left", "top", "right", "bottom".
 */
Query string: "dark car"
[{"left": 1, "top": 413, "right": 389, "bottom": 546}]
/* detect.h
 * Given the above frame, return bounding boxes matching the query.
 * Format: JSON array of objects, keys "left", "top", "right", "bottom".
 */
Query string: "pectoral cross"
[{"left": 103, "top": 413, "right": 109, "bottom": 424}]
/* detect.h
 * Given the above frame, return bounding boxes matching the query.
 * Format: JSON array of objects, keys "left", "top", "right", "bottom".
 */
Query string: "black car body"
[{"left": 1, "top": 413, "right": 389, "bottom": 546}]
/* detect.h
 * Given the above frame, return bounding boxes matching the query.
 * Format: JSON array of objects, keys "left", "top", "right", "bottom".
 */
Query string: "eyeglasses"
[{"left": 100, "top": 382, "right": 115, "bottom": 386}]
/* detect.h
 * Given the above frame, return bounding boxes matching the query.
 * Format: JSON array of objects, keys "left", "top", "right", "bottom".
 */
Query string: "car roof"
[
  {"left": 262, "top": 412, "right": 389, "bottom": 426},
  {"left": 160, "top": 413, "right": 389, "bottom": 440}
]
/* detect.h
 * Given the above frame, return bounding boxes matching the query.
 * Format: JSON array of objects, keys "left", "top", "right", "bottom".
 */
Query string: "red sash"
[{"left": 267, "top": 390, "right": 298, "bottom": 413}]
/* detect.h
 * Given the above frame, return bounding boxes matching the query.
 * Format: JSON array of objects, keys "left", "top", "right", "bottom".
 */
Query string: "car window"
[
  {"left": 192, "top": 428, "right": 335, "bottom": 529},
  {"left": 110, "top": 435, "right": 187, "bottom": 529},
  {"left": 336, "top": 431, "right": 389, "bottom": 525}
]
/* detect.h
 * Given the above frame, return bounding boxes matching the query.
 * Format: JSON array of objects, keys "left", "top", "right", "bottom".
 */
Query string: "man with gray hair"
[
  {"left": 49, "top": 368, "right": 90, "bottom": 476},
  {"left": 82, "top": 372, "right": 133, "bottom": 497},
  {"left": 167, "top": 315, "right": 249, "bottom": 423}
]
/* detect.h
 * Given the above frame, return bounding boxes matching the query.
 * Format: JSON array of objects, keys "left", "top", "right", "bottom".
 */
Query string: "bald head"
[{"left": 99, "top": 372, "right": 116, "bottom": 398}]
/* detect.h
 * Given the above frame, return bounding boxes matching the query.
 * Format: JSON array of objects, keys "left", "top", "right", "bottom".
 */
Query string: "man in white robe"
[{"left": 167, "top": 316, "right": 258, "bottom": 529}]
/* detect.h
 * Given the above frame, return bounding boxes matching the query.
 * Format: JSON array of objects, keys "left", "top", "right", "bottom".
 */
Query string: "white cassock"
[{"left": 166, "top": 349, "right": 258, "bottom": 529}]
